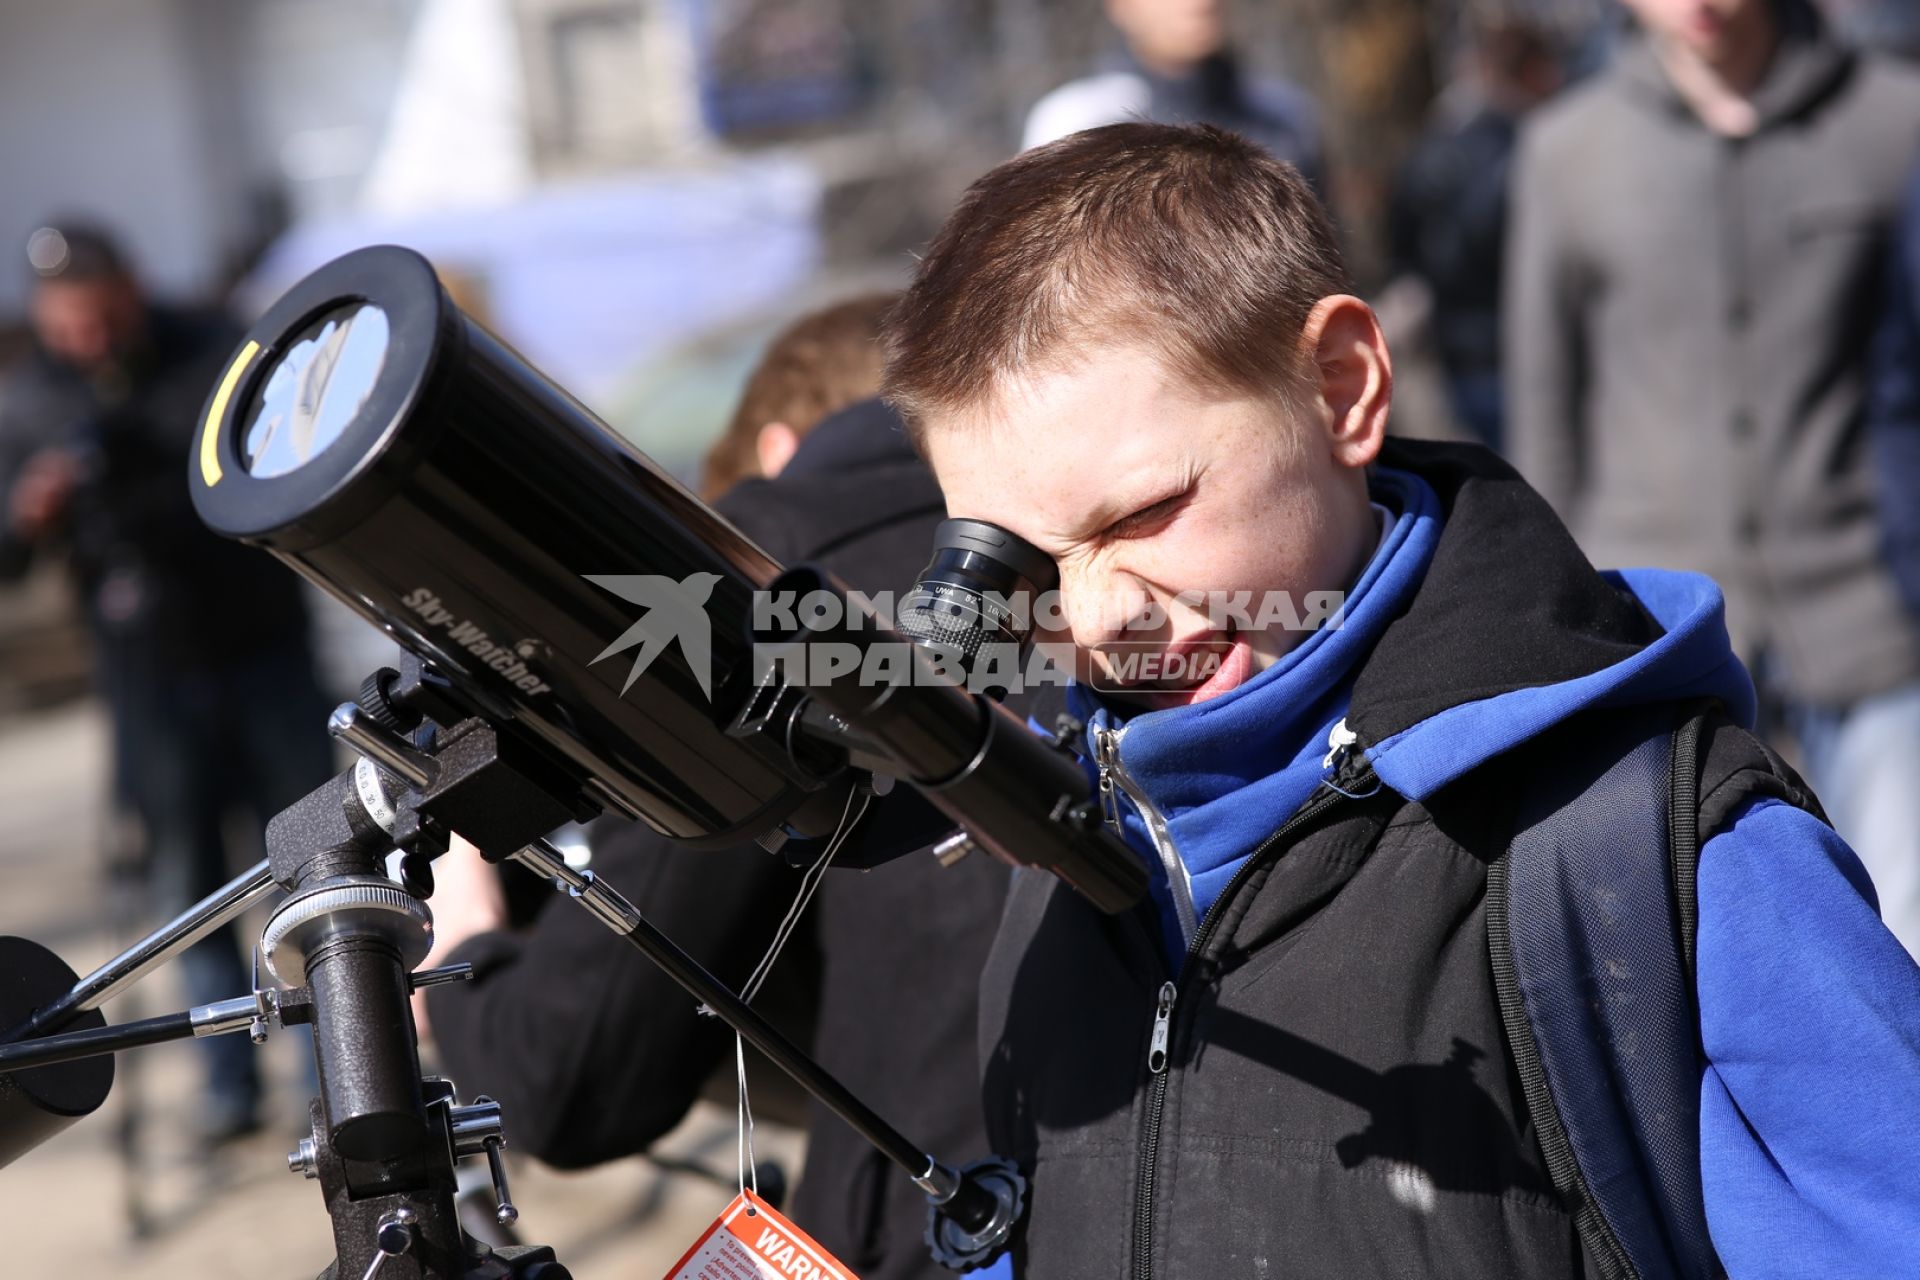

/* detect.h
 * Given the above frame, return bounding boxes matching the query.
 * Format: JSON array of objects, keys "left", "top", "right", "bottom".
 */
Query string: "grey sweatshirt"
[{"left": 1504, "top": 6, "right": 1920, "bottom": 705}]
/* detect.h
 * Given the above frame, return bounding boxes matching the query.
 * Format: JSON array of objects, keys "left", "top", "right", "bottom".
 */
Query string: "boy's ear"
[
  {"left": 755, "top": 421, "right": 801, "bottom": 479},
  {"left": 1299, "top": 295, "right": 1391, "bottom": 469}
]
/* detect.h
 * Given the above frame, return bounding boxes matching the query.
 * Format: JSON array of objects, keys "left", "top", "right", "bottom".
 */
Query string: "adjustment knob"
[{"left": 357, "top": 667, "right": 422, "bottom": 733}]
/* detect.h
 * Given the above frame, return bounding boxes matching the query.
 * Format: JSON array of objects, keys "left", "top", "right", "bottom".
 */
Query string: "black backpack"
[{"left": 1489, "top": 701, "right": 1824, "bottom": 1280}]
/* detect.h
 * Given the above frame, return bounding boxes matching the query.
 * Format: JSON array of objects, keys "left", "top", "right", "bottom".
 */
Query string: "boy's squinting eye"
[{"left": 1104, "top": 488, "right": 1193, "bottom": 541}]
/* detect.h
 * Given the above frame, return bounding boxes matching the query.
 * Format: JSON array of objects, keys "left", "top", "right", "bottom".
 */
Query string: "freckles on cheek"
[
  {"left": 1151, "top": 503, "right": 1248, "bottom": 596},
  {"left": 1166, "top": 490, "right": 1323, "bottom": 604}
]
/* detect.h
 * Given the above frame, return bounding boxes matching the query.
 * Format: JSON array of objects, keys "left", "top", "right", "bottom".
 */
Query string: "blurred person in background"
[
  {"left": 1385, "top": 16, "right": 1562, "bottom": 451},
  {"left": 1864, "top": 166, "right": 1920, "bottom": 955},
  {"left": 1823, "top": 0, "right": 1920, "bottom": 57},
  {"left": 420, "top": 295, "right": 1015, "bottom": 1280},
  {"left": 0, "top": 222, "right": 333, "bottom": 1142},
  {"left": 697, "top": 292, "right": 892, "bottom": 500},
  {"left": 1505, "top": 0, "right": 1920, "bottom": 958},
  {"left": 1021, "top": 0, "right": 1325, "bottom": 192}
]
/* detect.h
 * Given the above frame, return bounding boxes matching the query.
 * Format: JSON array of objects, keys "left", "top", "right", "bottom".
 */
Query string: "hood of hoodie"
[
  {"left": 1615, "top": 0, "right": 1853, "bottom": 133},
  {"left": 1347, "top": 440, "right": 1756, "bottom": 799},
  {"left": 1056, "top": 439, "right": 1757, "bottom": 961}
]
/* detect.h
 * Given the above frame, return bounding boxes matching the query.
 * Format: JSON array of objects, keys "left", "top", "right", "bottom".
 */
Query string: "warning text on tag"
[{"left": 662, "top": 1190, "right": 860, "bottom": 1280}]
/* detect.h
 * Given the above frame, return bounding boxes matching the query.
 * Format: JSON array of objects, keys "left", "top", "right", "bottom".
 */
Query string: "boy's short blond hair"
[{"left": 882, "top": 123, "right": 1350, "bottom": 443}]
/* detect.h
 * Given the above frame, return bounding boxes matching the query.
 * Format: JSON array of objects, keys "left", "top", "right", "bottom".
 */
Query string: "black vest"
[{"left": 978, "top": 709, "right": 1804, "bottom": 1278}]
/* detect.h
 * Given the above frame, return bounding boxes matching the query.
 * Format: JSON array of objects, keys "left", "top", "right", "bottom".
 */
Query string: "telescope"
[{"left": 0, "top": 245, "right": 1147, "bottom": 1278}]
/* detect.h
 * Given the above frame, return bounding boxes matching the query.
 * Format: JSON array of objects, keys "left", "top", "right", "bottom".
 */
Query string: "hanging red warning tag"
[{"left": 662, "top": 1188, "right": 861, "bottom": 1280}]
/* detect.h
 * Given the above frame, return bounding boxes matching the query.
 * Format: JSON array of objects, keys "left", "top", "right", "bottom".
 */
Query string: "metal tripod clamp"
[
  {"left": 331, "top": 703, "right": 438, "bottom": 790},
  {"left": 359, "top": 1205, "right": 417, "bottom": 1280},
  {"left": 449, "top": 1096, "right": 519, "bottom": 1227},
  {"left": 259, "top": 878, "right": 435, "bottom": 989}
]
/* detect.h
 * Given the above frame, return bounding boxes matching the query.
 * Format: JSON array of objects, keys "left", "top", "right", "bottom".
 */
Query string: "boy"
[{"left": 881, "top": 123, "right": 1920, "bottom": 1276}]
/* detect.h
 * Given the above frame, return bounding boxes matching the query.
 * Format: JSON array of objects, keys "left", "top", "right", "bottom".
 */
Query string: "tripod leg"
[
  {"left": 116, "top": 1035, "right": 151, "bottom": 1239},
  {"left": 106, "top": 803, "right": 153, "bottom": 1240}
]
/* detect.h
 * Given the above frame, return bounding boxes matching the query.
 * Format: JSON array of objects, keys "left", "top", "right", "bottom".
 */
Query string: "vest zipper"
[
  {"left": 1094, "top": 722, "right": 1200, "bottom": 944},
  {"left": 1129, "top": 765, "right": 1366, "bottom": 1279},
  {"left": 1147, "top": 982, "right": 1176, "bottom": 1074}
]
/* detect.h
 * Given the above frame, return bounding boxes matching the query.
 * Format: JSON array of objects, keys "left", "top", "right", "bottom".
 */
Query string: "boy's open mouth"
[
  {"left": 1093, "top": 625, "right": 1254, "bottom": 705},
  {"left": 1186, "top": 631, "right": 1253, "bottom": 702}
]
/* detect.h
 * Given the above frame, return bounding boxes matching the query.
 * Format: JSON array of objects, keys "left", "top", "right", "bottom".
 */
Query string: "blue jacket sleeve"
[
  {"left": 1696, "top": 796, "right": 1920, "bottom": 1277},
  {"left": 1867, "top": 170, "right": 1920, "bottom": 618}
]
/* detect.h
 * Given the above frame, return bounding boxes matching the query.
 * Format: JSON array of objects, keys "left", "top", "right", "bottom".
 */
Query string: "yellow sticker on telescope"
[{"left": 199, "top": 339, "right": 259, "bottom": 488}]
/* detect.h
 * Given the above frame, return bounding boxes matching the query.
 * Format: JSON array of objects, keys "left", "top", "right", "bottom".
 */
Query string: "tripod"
[{"left": 0, "top": 666, "right": 1024, "bottom": 1278}]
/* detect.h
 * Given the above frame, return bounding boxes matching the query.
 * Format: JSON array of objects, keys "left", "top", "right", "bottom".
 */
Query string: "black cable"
[{"left": 0, "top": 1011, "right": 196, "bottom": 1072}]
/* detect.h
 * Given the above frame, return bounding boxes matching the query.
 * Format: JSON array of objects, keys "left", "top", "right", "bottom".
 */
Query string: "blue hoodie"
[{"left": 1071, "top": 466, "right": 1920, "bottom": 1277}]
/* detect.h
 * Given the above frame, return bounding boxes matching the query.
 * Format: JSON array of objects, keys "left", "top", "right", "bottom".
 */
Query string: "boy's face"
[{"left": 923, "top": 319, "right": 1384, "bottom": 712}]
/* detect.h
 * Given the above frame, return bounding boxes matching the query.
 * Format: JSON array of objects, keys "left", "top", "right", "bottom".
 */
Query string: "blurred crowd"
[
  {"left": 6, "top": 0, "right": 1920, "bottom": 1273},
  {"left": 996, "top": 0, "right": 1920, "bottom": 969}
]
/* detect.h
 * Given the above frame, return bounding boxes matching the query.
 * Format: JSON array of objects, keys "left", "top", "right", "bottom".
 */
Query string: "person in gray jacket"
[{"left": 1504, "top": 0, "right": 1920, "bottom": 957}]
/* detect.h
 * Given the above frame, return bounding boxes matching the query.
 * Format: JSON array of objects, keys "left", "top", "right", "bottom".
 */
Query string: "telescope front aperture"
[{"left": 242, "top": 302, "right": 390, "bottom": 479}]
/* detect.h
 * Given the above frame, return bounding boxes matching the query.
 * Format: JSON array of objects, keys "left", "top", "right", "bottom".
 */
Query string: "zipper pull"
[
  {"left": 1147, "top": 981, "right": 1176, "bottom": 1074},
  {"left": 1094, "top": 726, "right": 1122, "bottom": 833},
  {"left": 1322, "top": 717, "right": 1359, "bottom": 771}
]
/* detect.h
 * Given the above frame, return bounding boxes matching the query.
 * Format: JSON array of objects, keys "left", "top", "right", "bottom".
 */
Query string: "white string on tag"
[
  {"left": 698, "top": 785, "right": 869, "bottom": 1022},
  {"left": 741, "top": 787, "right": 868, "bottom": 1003},
  {"left": 735, "top": 1031, "right": 759, "bottom": 1207},
  {"left": 722, "top": 785, "right": 871, "bottom": 1214}
]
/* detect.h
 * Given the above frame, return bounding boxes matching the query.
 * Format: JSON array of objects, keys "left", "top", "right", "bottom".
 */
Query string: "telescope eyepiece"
[{"left": 896, "top": 519, "right": 1057, "bottom": 699}]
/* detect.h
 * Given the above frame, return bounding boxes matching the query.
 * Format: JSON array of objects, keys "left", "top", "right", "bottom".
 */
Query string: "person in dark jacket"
[
  {"left": 0, "top": 223, "right": 333, "bottom": 1142},
  {"left": 880, "top": 122, "right": 1920, "bottom": 1277},
  {"left": 420, "top": 383, "right": 1012, "bottom": 1278},
  {"left": 1868, "top": 169, "right": 1920, "bottom": 626},
  {"left": 1864, "top": 165, "right": 1920, "bottom": 963},
  {"left": 1385, "top": 18, "right": 1561, "bottom": 450},
  {"left": 1504, "top": 0, "right": 1920, "bottom": 957},
  {"left": 697, "top": 293, "right": 895, "bottom": 501}
]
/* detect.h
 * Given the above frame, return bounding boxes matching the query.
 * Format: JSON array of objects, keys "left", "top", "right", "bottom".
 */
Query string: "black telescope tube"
[
  {"left": 191, "top": 245, "right": 835, "bottom": 848},
  {"left": 758, "top": 566, "right": 1148, "bottom": 913}
]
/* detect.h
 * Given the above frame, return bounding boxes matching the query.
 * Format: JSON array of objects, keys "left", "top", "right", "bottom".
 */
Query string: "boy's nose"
[{"left": 1057, "top": 568, "right": 1172, "bottom": 650}]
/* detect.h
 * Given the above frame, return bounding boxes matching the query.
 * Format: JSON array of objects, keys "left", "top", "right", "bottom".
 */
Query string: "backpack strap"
[
  {"left": 1669, "top": 705, "right": 1706, "bottom": 986},
  {"left": 1487, "top": 703, "right": 1723, "bottom": 1280}
]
